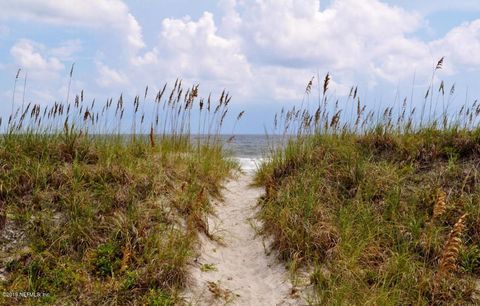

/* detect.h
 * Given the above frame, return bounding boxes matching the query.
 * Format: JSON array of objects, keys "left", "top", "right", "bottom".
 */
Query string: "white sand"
[{"left": 185, "top": 173, "right": 304, "bottom": 306}]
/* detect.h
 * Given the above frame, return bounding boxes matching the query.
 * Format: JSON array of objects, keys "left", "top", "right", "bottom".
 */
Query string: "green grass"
[
  {"left": 0, "top": 133, "right": 235, "bottom": 305},
  {"left": 200, "top": 263, "right": 218, "bottom": 272},
  {"left": 0, "top": 80, "right": 241, "bottom": 304},
  {"left": 256, "top": 129, "right": 480, "bottom": 305},
  {"left": 256, "top": 68, "right": 480, "bottom": 305}
]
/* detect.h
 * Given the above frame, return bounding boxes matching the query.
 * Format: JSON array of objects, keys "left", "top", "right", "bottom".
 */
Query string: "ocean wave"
[{"left": 234, "top": 157, "right": 266, "bottom": 173}]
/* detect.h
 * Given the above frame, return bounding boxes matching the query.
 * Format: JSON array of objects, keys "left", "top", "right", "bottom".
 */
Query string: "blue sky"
[{"left": 0, "top": 0, "right": 480, "bottom": 133}]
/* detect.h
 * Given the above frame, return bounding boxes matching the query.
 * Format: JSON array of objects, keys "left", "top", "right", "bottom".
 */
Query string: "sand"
[{"left": 185, "top": 173, "right": 304, "bottom": 306}]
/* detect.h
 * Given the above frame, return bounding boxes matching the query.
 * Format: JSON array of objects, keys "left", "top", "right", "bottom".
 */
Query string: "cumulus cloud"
[
  {"left": 0, "top": 0, "right": 144, "bottom": 50},
  {"left": 10, "top": 39, "right": 64, "bottom": 79},
  {"left": 147, "top": 0, "right": 479, "bottom": 97},
  {"left": 5, "top": 0, "right": 480, "bottom": 109},
  {"left": 49, "top": 39, "right": 82, "bottom": 61},
  {"left": 430, "top": 20, "right": 480, "bottom": 71},
  {"left": 132, "top": 11, "right": 252, "bottom": 95},
  {"left": 237, "top": 0, "right": 430, "bottom": 82},
  {"left": 129, "top": 0, "right": 434, "bottom": 101},
  {"left": 96, "top": 62, "right": 129, "bottom": 87}
]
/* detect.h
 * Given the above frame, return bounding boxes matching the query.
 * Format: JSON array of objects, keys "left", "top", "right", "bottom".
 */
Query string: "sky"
[{"left": 0, "top": 0, "right": 480, "bottom": 133}]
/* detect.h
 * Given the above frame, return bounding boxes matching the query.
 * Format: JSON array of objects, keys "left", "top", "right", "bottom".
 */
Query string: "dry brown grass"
[
  {"left": 256, "top": 131, "right": 480, "bottom": 305},
  {"left": 207, "top": 281, "right": 234, "bottom": 301},
  {"left": 433, "top": 188, "right": 447, "bottom": 219},
  {"left": 437, "top": 213, "right": 468, "bottom": 276},
  {"left": 120, "top": 243, "right": 131, "bottom": 272},
  {"left": 0, "top": 75, "right": 241, "bottom": 304}
]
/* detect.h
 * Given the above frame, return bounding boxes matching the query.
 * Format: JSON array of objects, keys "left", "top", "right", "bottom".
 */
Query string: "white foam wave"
[{"left": 234, "top": 157, "right": 265, "bottom": 173}]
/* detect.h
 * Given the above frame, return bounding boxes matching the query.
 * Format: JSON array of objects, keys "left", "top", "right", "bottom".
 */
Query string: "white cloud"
[
  {"left": 218, "top": 0, "right": 242, "bottom": 37},
  {"left": 96, "top": 62, "right": 129, "bottom": 87},
  {"left": 132, "top": 11, "right": 252, "bottom": 95},
  {"left": 5, "top": 0, "right": 480, "bottom": 111},
  {"left": 49, "top": 39, "right": 82, "bottom": 61},
  {"left": 430, "top": 20, "right": 480, "bottom": 71},
  {"left": 10, "top": 39, "right": 64, "bottom": 79},
  {"left": 129, "top": 0, "right": 431, "bottom": 101},
  {"left": 0, "top": 0, "right": 144, "bottom": 50},
  {"left": 219, "top": 0, "right": 479, "bottom": 94},
  {"left": 236, "top": 0, "right": 428, "bottom": 81}
]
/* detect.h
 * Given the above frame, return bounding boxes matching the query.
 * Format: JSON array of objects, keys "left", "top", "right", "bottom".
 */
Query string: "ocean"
[
  {"left": 190, "top": 134, "right": 291, "bottom": 173},
  {"left": 190, "top": 134, "right": 284, "bottom": 173},
  {"left": 212, "top": 134, "right": 290, "bottom": 173},
  {"left": 220, "top": 134, "right": 272, "bottom": 173}
]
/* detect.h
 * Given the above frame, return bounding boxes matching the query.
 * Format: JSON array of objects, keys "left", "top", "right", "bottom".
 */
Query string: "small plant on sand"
[{"left": 200, "top": 263, "right": 218, "bottom": 272}]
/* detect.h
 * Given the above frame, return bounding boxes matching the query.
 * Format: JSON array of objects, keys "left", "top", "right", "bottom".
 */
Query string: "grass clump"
[
  {"left": 258, "top": 130, "right": 480, "bottom": 305},
  {"left": 0, "top": 133, "right": 233, "bottom": 305},
  {"left": 256, "top": 66, "right": 480, "bottom": 305},
  {"left": 200, "top": 263, "right": 218, "bottom": 272},
  {"left": 0, "top": 78, "right": 240, "bottom": 304}
]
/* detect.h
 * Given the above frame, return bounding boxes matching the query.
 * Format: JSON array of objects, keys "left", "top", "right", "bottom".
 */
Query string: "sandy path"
[{"left": 185, "top": 173, "right": 303, "bottom": 306}]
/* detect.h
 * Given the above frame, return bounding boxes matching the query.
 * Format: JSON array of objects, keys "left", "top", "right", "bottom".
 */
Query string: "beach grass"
[
  {"left": 256, "top": 65, "right": 480, "bottom": 305},
  {"left": 0, "top": 78, "right": 240, "bottom": 305}
]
